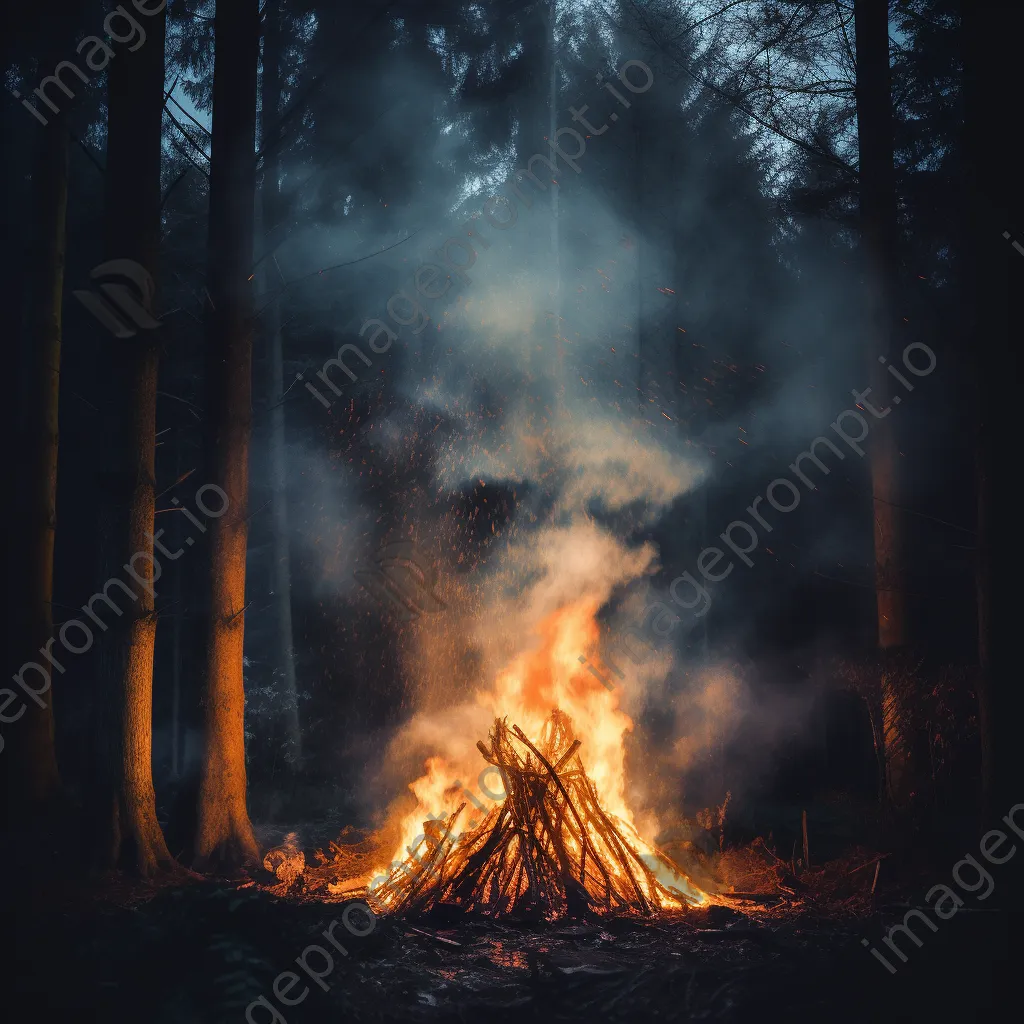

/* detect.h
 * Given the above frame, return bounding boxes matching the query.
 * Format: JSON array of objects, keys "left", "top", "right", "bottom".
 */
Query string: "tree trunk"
[
  {"left": 93, "top": 4, "right": 175, "bottom": 876},
  {"left": 515, "top": 2, "right": 551, "bottom": 167},
  {"left": 634, "top": 114, "right": 645, "bottom": 415},
  {"left": 170, "top": 444, "right": 183, "bottom": 779},
  {"left": 7, "top": 112, "right": 68, "bottom": 811},
  {"left": 854, "top": 0, "right": 911, "bottom": 811},
  {"left": 259, "top": 0, "right": 303, "bottom": 768},
  {"left": 547, "top": 0, "right": 562, "bottom": 403},
  {"left": 194, "top": 0, "right": 261, "bottom": 872},
  {"left": 961, "top": 0, "right": 1024, "bottom": 833},
  {"left": 514, "top": 0, "right": 555, "bottom": 392}
]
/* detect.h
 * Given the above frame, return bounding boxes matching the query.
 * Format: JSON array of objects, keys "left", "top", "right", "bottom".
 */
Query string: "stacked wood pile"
[{"left": 372, "top": 711, "right": 701, "bottom": 918}]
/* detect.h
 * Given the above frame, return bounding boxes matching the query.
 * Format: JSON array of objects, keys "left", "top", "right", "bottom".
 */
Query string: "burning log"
[{"left": 369, "top": 711, "right": 704, "bottom": 919}]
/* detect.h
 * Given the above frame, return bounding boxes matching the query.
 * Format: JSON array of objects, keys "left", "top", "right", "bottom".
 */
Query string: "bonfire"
[
  {"left": 274, "top": 601, "right": 709, "bottom": 919},
  {"left": 366, "top": 711, "right": 705, "bottom": 917}
]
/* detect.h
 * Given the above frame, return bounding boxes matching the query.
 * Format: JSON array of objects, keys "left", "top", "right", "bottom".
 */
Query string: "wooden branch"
[
  {"left": 847, "top": 853, "right": 890, "bottom": 875},
  {"left": 379, "top": 714, "right": 697, "bottom": 918},
  {"left": 168, "top": 136, "right": 210, "bottom": 181},
  {"left": 511, "top": 724, "right": 613, "bottom": 897}
]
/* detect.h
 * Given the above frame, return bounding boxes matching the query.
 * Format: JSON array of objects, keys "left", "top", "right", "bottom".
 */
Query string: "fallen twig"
[{"left": 846, "top": 853, "right": 890, "bottom": 876}]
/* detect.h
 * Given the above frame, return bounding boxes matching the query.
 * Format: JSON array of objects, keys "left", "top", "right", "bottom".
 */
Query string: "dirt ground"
[{"left": 6, "top": 866, "right": 1018, "bottom": 1024}]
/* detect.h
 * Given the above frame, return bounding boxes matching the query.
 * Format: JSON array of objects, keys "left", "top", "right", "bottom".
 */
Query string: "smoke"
[
  {"left": 375, "top": 494, "right": 704, "bottom": 807},
  {"left": 264, "top": 28, "right": 892, "bottom": 836},
  {"left": 428, "top": 403, "right": 705, "bottom": 523},
  {"left": 669, "top": 665, "right": 747, "bottom": 773},
  {"left": 283, "top": 440, "right": 377, "bottom": 600}
]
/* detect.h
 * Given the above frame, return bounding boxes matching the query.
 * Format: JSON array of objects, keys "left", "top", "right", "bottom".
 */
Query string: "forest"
[{"left": 2, "top": 0, "right": 1021, "bottom": 1021}]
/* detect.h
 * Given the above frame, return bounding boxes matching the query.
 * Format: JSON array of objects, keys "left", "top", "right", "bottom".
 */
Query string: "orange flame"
[{"left": 362, "top": 598, "right": 706, "bottom": 908}]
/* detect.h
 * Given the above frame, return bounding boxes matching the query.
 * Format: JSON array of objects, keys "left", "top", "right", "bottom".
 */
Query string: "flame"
[{"left": 360, "top": 598, "right": 706, "bottom": 909}]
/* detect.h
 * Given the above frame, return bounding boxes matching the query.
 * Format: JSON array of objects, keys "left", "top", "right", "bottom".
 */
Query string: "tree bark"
[
  {"left": 194, "top": 0, "right": 261, "bottom": 872},
  {"left": 854, "top": 0, "right": 912, "bottom": 811},
  {"left": 93, "top": 4, "right": 176, "bottom": 876},
  {"left": 634, "top": 114, "right": 645, "bottom": 415},
  {"left": 961, "top": 0, "right": 1024, "bottom": 834},
  {"left": 7, "top": 111, "right": 68, "bottom": 811},
  {"left": 259, "top": 0, "right": 303, "bottom": 768}
]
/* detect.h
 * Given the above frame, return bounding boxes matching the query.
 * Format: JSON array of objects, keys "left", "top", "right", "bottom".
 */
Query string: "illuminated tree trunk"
[
  {"left": 194, "top": 0, "right": 261, "bottom": 871},
  {"left": 8, "top": 112, "right": 67, "bottom": 810},
  {"left": 93, "top": 5, "right": 176, "bottom": 875},
  {"left": 854, "top": 0, "right": 912, "bottom": 811},
  {"left": 259, "top": 0, "right": 303, "bottom": 767}
]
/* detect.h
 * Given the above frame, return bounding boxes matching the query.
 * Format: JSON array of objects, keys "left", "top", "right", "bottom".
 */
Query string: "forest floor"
[{"left": 7, "top": 845, "right": 1018, "bottom": 1024}]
